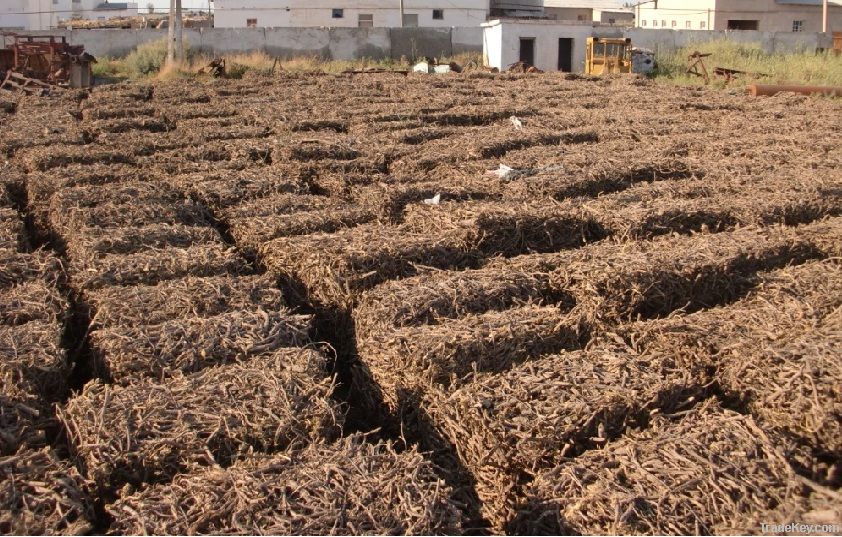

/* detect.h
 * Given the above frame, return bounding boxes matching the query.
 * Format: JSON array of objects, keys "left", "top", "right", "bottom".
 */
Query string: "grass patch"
[
  {"left": 653, "top": 39, "right": 842, "bottom": 88},
  {"left": 92, "top": 45, "right": 482, "bottom": 82}
]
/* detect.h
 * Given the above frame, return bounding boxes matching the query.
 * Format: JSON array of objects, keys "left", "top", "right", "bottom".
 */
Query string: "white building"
[
  {"left": 634, "top": 0, "right": 842, "bottom": 32},
  {"left": 0, "top": 0, "right": 137, "bottom": 30},
  {"left": 482, "top": 18, "right": 623, "bottom": 71},
  {"left": 214, "top": 0, "right": 489, "bottom": 27},
  {"left": 543, "top": 0, "right": 634, "bottom": 24}
]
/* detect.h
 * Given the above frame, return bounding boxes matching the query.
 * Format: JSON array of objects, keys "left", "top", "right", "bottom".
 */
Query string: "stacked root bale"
[
  {"left": 423, "top": 340, "right": 711, "bottom": 529},
  {"left": 60, "top": 349, "right": 341, "bottom": 489},
  {"left": 108, "top": 435, "right": 465, "bottom": 535},
  {"left": 0, "top": 181, "right": 88, "bottom": 534},
  {"left": 0, "top": 94, "right": 85, "bottom": 159},
  {"left": 90, "top": 308, "right": 312, "bottom": 383},
  {"left": 352, "top": 220, "right": 838, "bottom": 420},
  {"left": 615, "top": 256, "right": 842, "bottom": 487},
  {"left": 0, "top": 196, "right": 68, "bottom": 456},
  {"left": 261, "top": 222, "right": 479, "bottom": 309},
  {"left": 222, "top": 192, "right": 379, "bottom": 256},
  {"left": 0, "top": 448, "right": 94, "bottom": 535},
  {"left": 513, "top": 400, "right": 838, "bottom": 535},
  {"left": 17, "top": 112, "right": 342, "bottom": 508}
]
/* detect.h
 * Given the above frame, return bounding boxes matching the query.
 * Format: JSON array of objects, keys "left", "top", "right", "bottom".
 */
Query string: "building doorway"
[
  {"left": 558, "top": 38, "right": 573, "bottom": 71},
  {"left": 519, "top": 38, "right": 535, "bottom": 66},
  {"left": 727, "top": 20, "right": 759, "bottom": 30}
]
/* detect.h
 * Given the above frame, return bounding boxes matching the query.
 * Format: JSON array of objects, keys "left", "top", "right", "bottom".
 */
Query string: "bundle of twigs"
[
  {"left": 90, "top": 308, "right": 312, "bottom": 383},
  {"left": 353, "top": 179, "right": 504, "bottom": 223},
  {"left": 72, "top": 243, "right": 248, "bottom": 290},
  {"left": 547, "top": 221, "right": 832, "bottom": 326},
  {"left": 60, "top": 349, "right": 340, "bottom": 489},
  {"left": 48, "top": 183, "right": 208, "bottom": 236},
  {"left": 424, "top": 344, "right": 709, "bottom": 529},
  {"left": 0, "top": 280, "right": 66, "bottom": 327},
  {"left": 0, "top": 250, "right": 62, "bottom": 289},
  {"left": 229, "top": 206, "right": 377, "bottom": 252},
  {"left": 20, "top": 144, "right": 136, "bottom": 172},
  {"left": 88, "top": 274, "right": 284, "bottom": 327},
  {"left": 0, "top": 208, "right": 25, "bottom": 251},
  {"left": 81, "top": 104, "right": 156, "bottom": 121},
  {"left": 354, "top": 268, "right": 567, "bottom": 342},
  {"left": 108, "top": 435, "right": 464, "bottom": 535},
  {"left": 358, "top": 306, "right": 584, "bottom": 411},
  {"left": 260, "top": 223, "right": 477, "bottom": 308},
  {"left": 0, "top": 393, "right": 46, "bottom": 455},
  {"left": 621, "top": 258, "right": 842, "bottom": 486},
  {"left": 173, "top": 168, "right": 305, "bottom": 211},
  {"left": 0, "top": 448, "right": 93, "bottom": 535},
  {"left": 0, "top": 322, "right": 68, "bottom": 404},
  {"left": 515, "top": 400, "right": 832, "bottom": 535},
  {"left": 221, "top": 192, "right": 336, "bottom": 221},
  {"left": 24, "top": 164, "right": 144, "bottom": 227},
  {"left": 401, "top": 199, "right": 605, "bottom": 256}
]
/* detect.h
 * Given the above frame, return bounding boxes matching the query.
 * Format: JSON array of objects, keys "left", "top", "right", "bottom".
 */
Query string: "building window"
[
  {"left": 432, "top": 9, "right": 444, "bottom": 20},
  {"left": 402, "top": 13, "right": 418, "bottom": 27},
  {"left": 358, "top": 13, "right": 373, "bottom": 27},
  {"left": 700, "top": 21, "right": 706, "bottom": 29},
  {"left": 332, "top": 8, "right": 344, "bottom": 18},
  {"left": 246, "top": 18, "right": 257, "bottom": 27},
  {"left": 685, "top": 20, "right": 691, "bottom": 28},
  {"left": 727, "top": 19, "right": 759, "bottom": 30},
  {"left": 641, "top": 20, "right": 647, "bottom": 27},
  {"left": 661, "top": 20, "right": 666, "bottom": 27},
  {"left": 671, "top": 20, "right": 677, "bottom": 27},
  {"left": 793, "top": 20, "right": 803, "bottom": 32}
]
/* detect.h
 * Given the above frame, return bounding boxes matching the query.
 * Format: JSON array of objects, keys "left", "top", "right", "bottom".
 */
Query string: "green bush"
[
  {"left": 123, "top": 38, "right": 193, "bottom": 77},
  {"left": 653, "top": 39, "right": 842, "bottom": 87}
]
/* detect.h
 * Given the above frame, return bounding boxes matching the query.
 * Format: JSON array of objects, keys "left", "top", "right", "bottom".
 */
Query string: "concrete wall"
[
  {"left": 2, "top": 27, "right": 484, "bottom": 59},
  {"left": 627, "top": 27, "right": 834, "bottom": 54},
  {"left": 482, "top": 21, "right": 835, "bottom": 72},
  {"left": 6, "top": 24, "right": 832, "bottom": 61}
]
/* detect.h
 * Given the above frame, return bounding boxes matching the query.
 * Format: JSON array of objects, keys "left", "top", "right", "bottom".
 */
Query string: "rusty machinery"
[{"left": 0, "top": 33, "right": 96, "bottom": 91}]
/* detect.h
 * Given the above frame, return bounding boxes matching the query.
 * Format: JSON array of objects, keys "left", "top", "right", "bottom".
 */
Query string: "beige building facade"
[
  {"left": 635, "top": 0, "right": 842, "bottom": 32},
  {"left": 543, "top": 1, "right": 634, "bottom": 24}
]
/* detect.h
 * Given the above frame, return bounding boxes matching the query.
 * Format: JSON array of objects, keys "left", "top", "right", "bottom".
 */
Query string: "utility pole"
[
  {"left": 399, "top": 0, "right": 405, "bottom": 27},
  {"left": 167, "top": 0, "right": 184, "bottom": 63},
  {"left": 175, "top": 0, "right": 184, "bottom": 62},
  {"left": 823, "top": 0, "right": 829, "bottom": 33},
  {"left": 167, "top": 0, "right": 176, "bottom": 63}
]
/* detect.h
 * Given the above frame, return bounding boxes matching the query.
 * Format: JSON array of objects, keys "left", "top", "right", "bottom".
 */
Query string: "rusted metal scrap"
[
  {"left": 686, "top": 52, "right": 711, "bottom": 84},
  {"left": 0, "top": 33, "right": 96, "bottom": 89},
  {"left": 0, "top": 70, "right": 56, "bottom": 95},
  {"left": 714, "top": 66, "right": 769, "bottom": 84}
]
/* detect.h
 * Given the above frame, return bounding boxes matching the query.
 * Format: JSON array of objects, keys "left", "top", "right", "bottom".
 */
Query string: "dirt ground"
[{"left": 1, "top": 72, "right": 840, "bottom": 535}]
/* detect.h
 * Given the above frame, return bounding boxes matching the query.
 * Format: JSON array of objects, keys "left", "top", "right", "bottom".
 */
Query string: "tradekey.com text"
[{"left": 761, "top": 522, "right": 840, "bottom": 534}]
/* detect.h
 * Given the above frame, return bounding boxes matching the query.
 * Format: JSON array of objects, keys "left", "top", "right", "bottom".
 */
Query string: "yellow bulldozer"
[{"left": 585, "top": 37, "right": 632, "bottom": 75}]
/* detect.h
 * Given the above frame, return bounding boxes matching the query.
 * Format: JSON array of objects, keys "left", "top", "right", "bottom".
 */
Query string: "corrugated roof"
[{"left": 542, "top": 0, "right": 633, "bottom": 11}]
